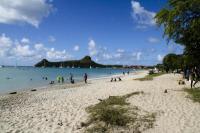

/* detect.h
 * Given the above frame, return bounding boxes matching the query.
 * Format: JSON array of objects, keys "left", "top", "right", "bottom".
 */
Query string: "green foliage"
[
  {"left": 84, "top": 91, "right": 156, "bottom": 133},
  {"left": 135, "top": 72, "right": 165, "bottom": 81},
  {"left": 155, "top": 0, "right": 200, "bottom": 67},
  {"left": 156, "top": 64, "right": 165, "bottom": 72},
  {"left": 163, "top": 53, "right": 184, "bottom": 71},
  {"left": 184, "top": 88, "right": 200, "bottom": 103}
]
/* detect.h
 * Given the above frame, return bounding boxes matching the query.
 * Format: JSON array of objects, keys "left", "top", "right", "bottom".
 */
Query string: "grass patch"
[
  {"left": 135, "top": 72, "right": 165, "bottom": 81},
  {"left": 84, "top": 91, "right": 156, "bottom": 133},
  {"left": 184, "top": 87, "right": 200, "bottom": 103}
]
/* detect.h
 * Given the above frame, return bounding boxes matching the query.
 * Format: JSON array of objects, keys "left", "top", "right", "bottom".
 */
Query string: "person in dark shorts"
[{"left": 84, "top": 73, "right": 88, "bottom": 83}]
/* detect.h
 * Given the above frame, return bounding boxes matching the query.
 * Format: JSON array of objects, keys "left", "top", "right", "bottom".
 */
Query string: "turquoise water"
[{"left": 0, "top": 67, "right": 133, "bottom": 93}]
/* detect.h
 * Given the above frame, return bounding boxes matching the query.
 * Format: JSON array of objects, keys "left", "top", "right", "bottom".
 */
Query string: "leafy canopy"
[{"left": 155, "top": 0, "right": 200, "bottom": 66}]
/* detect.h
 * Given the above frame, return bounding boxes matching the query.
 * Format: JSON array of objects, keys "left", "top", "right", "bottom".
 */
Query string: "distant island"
[{"left": 34, "top": 56, "right": 123, "bottom": 68}]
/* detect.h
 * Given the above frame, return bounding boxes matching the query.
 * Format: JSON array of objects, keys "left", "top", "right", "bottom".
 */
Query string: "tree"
[
  {"left": 163, "top": 53, "right": 183, "bottom": 72},
  {"left": 155, "top": 0, "right": 200, "bottom": 67}
]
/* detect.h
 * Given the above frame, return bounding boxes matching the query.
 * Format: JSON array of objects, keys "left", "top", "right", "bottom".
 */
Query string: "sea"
[{"left": 0, "top": 67, "right": 134, "bottom": 93}]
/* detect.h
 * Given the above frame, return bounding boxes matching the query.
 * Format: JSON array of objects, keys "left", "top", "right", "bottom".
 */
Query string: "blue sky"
[{"left": 0, "top": 0, "right": 183, "bottom": 66}]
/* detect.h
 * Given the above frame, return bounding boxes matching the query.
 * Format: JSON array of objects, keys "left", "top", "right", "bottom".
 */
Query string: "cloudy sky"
[{"left": 0, "top": 0, "right": 183, "bottom": 66}]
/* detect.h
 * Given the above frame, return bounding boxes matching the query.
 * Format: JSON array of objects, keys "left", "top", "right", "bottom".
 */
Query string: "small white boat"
[
  {"left": 59, "top": 63, "right": 63, "bottom": 68},
  {"left": 0, "top": 65, "right": 4, "bottom": 68}
]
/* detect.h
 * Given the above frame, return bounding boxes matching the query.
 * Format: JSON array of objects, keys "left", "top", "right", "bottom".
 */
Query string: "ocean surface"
[{"left": 0, "top": 67, "right": 134, "bottom": 93}]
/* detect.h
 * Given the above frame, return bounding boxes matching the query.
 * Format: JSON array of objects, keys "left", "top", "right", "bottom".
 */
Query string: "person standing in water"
[
  {"left": 69, "top": 73, "right": 75, "bottom": 84},
  {"left": 84, "top": 73, "right": 88, "bottom": 83},
  {"left": 61, "top": 76, "right": 64, "bottom": 83},
  {"left": 70, "top": 73, "right": 73, "bottom": 81}
]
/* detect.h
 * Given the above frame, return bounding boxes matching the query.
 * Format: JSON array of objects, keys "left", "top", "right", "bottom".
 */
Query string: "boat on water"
[
  {"left": 0, "top": 65, "right": 5, "bottom": 68},
  {"left": 59, "top": 63, "right": 63, "bottom": 68}
]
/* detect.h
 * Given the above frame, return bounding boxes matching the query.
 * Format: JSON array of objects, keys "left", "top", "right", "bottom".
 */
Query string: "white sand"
[{"left": 0, "top": 70, "right": 200, "bottom": 133}]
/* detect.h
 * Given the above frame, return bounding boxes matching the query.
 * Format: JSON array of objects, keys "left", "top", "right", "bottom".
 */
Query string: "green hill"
[{"left": 34, "top": 56, "right": 122, "bottom": 68}]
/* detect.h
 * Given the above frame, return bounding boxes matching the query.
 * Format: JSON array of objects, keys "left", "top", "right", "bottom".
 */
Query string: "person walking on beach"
[
  {"left": 186, "top": 69, "right": 190, "bottom": 81},
  {"left": 191, "top": 67, "right": 200, "bottom": 88},
  {"left": 84, "top": 73, "right": 88, "bottom": 83}
]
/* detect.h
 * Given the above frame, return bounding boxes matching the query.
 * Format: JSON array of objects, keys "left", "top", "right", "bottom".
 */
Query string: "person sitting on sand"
[
  {"left": 110, "top": 78, "right": 113, "bottom": 82},
  {"left": 118, "top": 77, "right": 122, "bottom": 81},
  {"left": 114, "top": 78, "right": 117, "bottom": 82},
  {"left": 49, "top": 81, "right": 54, "bottom": 84}
]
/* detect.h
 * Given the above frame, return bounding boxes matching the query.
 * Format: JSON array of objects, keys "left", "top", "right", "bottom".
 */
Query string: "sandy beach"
[{"left": 0, "top": 70, "right": 200, "bottom": 133}]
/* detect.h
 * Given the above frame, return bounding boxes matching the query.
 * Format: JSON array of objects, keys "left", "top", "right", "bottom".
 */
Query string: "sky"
[{"left": 0, "top": 0, "right": 183, "bottom": 66}]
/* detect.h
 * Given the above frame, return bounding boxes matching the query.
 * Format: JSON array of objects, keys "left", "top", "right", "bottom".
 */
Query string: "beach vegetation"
[
  {"left": 84, "top": 91, "right": 156, "bottom": 133},
  {"left": 184, "top": 88, "right": 200, "bottom": 103},
  {"left": 135, "top": 72, "right": 165, "bottom": 81}
]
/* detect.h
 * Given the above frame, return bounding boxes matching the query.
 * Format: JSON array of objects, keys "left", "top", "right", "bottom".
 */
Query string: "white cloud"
[
  {"left": 102, "top": 53, "right": 112, "bottom": 60},
  {"left": 114, "top": 53, "right": 122, "bottom": 58},
  {"left": 0, "top": 33, "right": 12, "bottom": 48},
  {"left": 46, "top": 48, "right": 71, "bottom": 60},
  {"left": 148, "top": 37, "right": 159, "bottom": 43},
  {"left": 136, "top": 52, "right": 142, "bottom": 60},
  {"left": 0, "top": 34, "right": 13, "bottom": 57},
  {"left": 131, "top": 1, "right": 155, "bottom": 27},
  {"left": 13, "top": 44, "right": 35, "bottom": 57},
  {"left": 48, "top": 35, "right": 56, "bottom": 42},
  {"left": 34, "top": 43, "right": 44, "bottom": 51},
  {"left": 87, "top": 39, "right": 145, "bottom": 64},
  {"left": 0, "top": 0, "right": 53, "bottom": 27},
  {"left": 157, "top": 54, "right": 163, "bottom": 62},
  {"left": 73, "top": 45, "right": 80, "bottom": 51},
  {"left": 0, "top": 33, "right": 72, "bottom": 64},
  {"left": 117, "top": 49, "right": 125, "bottom": 53},
  {"left": 132, "top": 52, "right": 142, "bottom": 61},
  {"left": 88, "top": 39, "right": 98, "bottom": 56},
  {"left": 21, "top": 38, "right": 30, "bottom": 44}
]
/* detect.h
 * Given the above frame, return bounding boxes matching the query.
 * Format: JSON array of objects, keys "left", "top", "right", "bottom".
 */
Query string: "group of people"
[
  {"left": 55, "top": 73, "right": 88, "bottom": 84},
  {"left": 123, "top": 71, "right": 129, "bottom": 75},
  {"left": 110, "top": 77, "right": 122, "bottom": 82},
  {"left": 183, "top": 67, "right": 200, "bottom": 88}
]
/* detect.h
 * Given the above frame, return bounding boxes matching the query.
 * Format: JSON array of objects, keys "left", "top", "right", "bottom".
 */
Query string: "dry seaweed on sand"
[{"left": 83, "top": 91, "right": 156, "bottom": 133}]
